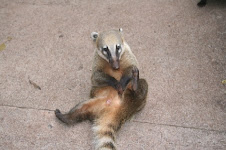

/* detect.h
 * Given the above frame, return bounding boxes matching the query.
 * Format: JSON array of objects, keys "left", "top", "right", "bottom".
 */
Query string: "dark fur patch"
[
  {"left": 92, "top": 70, "right": 119, "bottom": 90},
  {"left": 108, "top": 124, "right": 118, "bottom": 131},
  {"left": 120, "top": 76, "right": 131, "bottom": 91},
  {"left": 197, "top": 0, "right": 207, "bottom": 7},
  {"left": 102, "top": 46, "right": 112, "bottom": 61},
  {"left": 108, "top": 122, "right": 122, "bottom": 131},
  {"left": 102, "top": 131, "right": 115, "bottom": 141},
  {"left": 116, "top": 45, "right": 120, "bottom": 59},
  {"left": 101, "top": 142, "right": 116, "bottom": 150}
]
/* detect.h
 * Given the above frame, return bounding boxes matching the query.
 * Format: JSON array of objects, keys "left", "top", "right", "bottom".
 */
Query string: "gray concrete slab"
[
  {"left": 0, "top": 107, "right": 225, "bottom": 150},
  {"left": 0, "top": 106, "right": 92, "bottom": 150},
  {"left": 0, "top": 0, "right": 226, "bottom": 149}
]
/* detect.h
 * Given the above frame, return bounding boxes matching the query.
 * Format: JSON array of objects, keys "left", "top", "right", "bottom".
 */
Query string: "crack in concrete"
[
  {"left": 13, "top": 2, "right": 71, "bottom": 6},
  {"left": 0, "top": 104, "right": 54, "bottom": 112},
  {"left": 1, "top": 104, "right": 225, "bottom": 133},
  {"left": 132, "top": 120, "right": 226, "bottom": 133}
]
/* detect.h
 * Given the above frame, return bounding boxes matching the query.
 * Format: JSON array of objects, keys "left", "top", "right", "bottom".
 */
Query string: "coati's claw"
[
  {"left": 131, "top": 66, "right": 139, "bottom": 91},
  {"left": 55, "top": 109, "right": 61, "bottom": 115}
]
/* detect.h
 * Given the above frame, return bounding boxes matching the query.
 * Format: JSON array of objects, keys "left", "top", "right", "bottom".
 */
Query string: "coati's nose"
[
  {"left": 112, "top": 65, "right": 119, "bottom": 70},
  {"left": 111, "top": 60, "right": 120, "bottom": 70}
]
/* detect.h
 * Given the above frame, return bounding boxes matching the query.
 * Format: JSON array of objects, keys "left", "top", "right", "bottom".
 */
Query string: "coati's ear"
[
  {"left": 91, "top": 32, "right": 98, "bottom": 42},
  {"left": 119, "top": 28, "right": 124, "bottom": 43}
]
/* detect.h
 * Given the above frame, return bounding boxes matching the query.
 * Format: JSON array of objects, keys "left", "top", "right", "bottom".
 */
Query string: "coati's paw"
[
  {"left": 55, "top": 109, "right": 61, "bottom": 115},
  {"left": 116, "top": 83, "right": 123, "bottom": 95},
  {"left": 131, "top": 66, "right": 139, "bottom": 91},
  {"left": 55, "top": 109, "right": 64, "bottom": 121},
  {"left": 55, "top": 109, "right": 72, "bottom": 124}
]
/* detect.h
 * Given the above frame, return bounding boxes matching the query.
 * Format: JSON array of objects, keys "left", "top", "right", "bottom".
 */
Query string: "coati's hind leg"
[
  {"left": 55, "top": 100, "right": 93, "bottom": 124},
  {"left": 55, "top": 97, "right": 104, "bottom": 125}
]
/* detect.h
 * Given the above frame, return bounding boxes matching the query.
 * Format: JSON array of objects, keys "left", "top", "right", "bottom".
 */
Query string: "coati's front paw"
[
  {"left": 116, "top": 82, "right": 123, "bottom": 95},
  {"left": 55, "top": 109, "right": 72, "bottom": 124},
  {"left": 131, "top": 66, "right": 139, "bottom": 91}
]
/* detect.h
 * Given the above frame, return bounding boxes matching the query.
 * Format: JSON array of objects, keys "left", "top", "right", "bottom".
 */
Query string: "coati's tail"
[
  {"left": 92, "top": 112, "right": 122, "bottom": 150},
  {"left": 91, "top": 78, "right": 148, "bottom": 150},
  {"left": 92, "top": 123, "right": 118, "bottom": 150}
]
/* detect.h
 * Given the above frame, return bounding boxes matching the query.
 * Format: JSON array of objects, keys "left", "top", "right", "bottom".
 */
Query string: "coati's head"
[{"left": 91, "top": 28, "right": 125, "bottom": 70}]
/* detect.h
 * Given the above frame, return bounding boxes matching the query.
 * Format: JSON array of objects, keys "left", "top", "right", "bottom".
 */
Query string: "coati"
[{"left": 55, "top": 29, "right": 148, "bottom": 150}]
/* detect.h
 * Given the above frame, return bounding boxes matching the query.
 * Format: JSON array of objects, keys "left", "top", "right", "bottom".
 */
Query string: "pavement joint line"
[
  {"left": 1, "top": 104, "right": 225, "bottom": 133},
  {"left": 132, "top": 120, "right": 226, "bottom": 133},
  {"left": 0, "top": 104, "right": 55, "bottom": 112},
  {"left": 13, "top": 2, "right": 71, "bottom": 6}
]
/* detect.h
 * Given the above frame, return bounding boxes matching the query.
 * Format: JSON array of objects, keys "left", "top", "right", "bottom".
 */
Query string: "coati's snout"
[{"left": 109, "top": 57, "right": 120, "bottom": 70}]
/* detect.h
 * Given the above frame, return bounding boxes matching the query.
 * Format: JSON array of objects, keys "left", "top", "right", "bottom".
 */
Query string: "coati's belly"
[{"left": 94, "top": 86, "right": 122, "bottom": 109}]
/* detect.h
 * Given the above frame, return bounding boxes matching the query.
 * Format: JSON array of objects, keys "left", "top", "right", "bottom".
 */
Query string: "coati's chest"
[
  {"left": 102, "top": 53, "right": 129, "bottom": 81},
  {"left": 103, "top": 66, "right": 123, "bottom": 81}
]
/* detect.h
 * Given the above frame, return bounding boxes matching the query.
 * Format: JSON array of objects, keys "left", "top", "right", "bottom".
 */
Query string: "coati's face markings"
[
  {"left": 102, "top": 46, "right": 108, "bottom": 56},
  {"left": 100, "top": 44, "right": 123, "bottom": 70},
  {"left": 91, "top": 29, "right": 125, "bottom": 70}
]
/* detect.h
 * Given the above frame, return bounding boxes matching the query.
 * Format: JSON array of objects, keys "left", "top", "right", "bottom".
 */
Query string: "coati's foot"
[
  {"left": 131, "top": 66, "right": 139, "bottom": 91},
  {"left": 55, "top": 109, "right": 73, "bottom": 125}
]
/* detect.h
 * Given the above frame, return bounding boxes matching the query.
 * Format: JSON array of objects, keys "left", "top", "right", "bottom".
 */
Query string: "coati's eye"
[
  {"left": 116, "top": 44, "right": 121, "bottom": 53},
  {"left": 102, "top": 46, "right": 108, "bottom": 55}
]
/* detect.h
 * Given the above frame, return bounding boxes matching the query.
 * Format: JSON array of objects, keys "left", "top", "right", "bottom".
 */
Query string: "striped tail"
[{"left": 92, "top": 123, "right": 119, "bottom": 150}]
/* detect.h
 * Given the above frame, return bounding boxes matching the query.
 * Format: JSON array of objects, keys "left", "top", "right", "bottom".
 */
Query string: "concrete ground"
[{"left": 0, "top": 0, "right": 226, "bottom": 149}]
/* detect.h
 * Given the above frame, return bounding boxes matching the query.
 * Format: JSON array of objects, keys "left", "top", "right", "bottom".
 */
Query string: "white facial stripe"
[
  {"left": 103, "top": 50, "right": 107, "bottom": 55},
  {"left": 109, "top": 45, "right": 117, "bottom": 59},
  {"left": 97, "top": 49, "right": 108, "bottom": 62}
]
